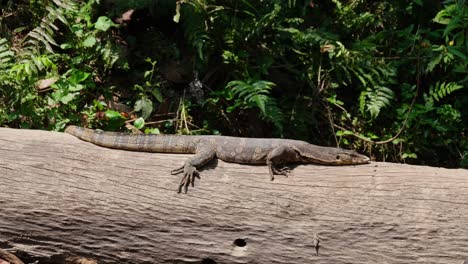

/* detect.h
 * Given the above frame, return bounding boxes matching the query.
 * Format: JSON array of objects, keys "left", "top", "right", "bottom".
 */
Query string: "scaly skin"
[{"left": 65, "top": 126, "right": 370, "bottom": 193}]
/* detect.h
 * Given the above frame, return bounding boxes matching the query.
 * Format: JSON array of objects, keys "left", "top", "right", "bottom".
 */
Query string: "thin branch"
[{"left": 145, "top": 119, "right": 176, "bottom": 125}]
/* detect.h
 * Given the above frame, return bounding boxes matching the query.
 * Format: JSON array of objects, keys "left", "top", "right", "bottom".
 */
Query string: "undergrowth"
[{"left": 0, "top": 0, "right": 466, "bottom": 167}]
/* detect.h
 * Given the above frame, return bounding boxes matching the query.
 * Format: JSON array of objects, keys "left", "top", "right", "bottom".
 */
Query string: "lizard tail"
[
  {"left": 65, "top": 125, "right": 95, "bottom": 142},
  {"left": 65, "top": 125, "right": 137, "bottom": 150},
  {"left": 65, "top": 126, "right": 116, "bottom": 148},
  {"left": 65, "top": 125, "right": 198, "bottom": 153}
]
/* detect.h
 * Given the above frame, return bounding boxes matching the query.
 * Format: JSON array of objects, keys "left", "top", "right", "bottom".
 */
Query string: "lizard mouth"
[{"left": 361, "top": 156, "right": 371, "bottom": 163}]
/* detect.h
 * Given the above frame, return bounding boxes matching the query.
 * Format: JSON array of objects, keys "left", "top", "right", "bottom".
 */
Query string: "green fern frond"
[
  {"left": 176, "top": 0, "right": 217, "bottom": 60},
  {"left": 45, "top": 5, "right": 70, "bottom": 25},
  {"left": 428, "top": 81, "right": 464, "bottom": 102},
  {"left": 364, "top": 85, "right": 394, "bottom": 119},
  {"left": 52, "top": 0, "right": 78, "bottom": 10},
  {"left": 227, "top": 79, "right": 276, "bottom": 115},
  {"left": 264, "top": 98, "right": 284, "bottom": 134},
  {"left": 226, "top": 79, "right": 283, "bottom": 132},
  {"left": 23, "top": 0, "right": 77, "bottom": 53},
  {"left": 0, "top": 39, "right": 14, "bottom": 68},
  {"left": 27, "top": 31, "right": 55, "bottom": 53}
]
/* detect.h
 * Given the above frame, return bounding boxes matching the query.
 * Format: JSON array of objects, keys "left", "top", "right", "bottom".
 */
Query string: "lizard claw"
[
  {"left": 177, "top": 166, "right": 200, "bottom": 194},
  {"left": 171, "top": 166, "right": 184, "bottom": 175},
  {"left": 272, "top": 165, "right": 291, "bottom": 177},
  {"left": 269, "top": 166, "right": 291, "bottom": 181}
]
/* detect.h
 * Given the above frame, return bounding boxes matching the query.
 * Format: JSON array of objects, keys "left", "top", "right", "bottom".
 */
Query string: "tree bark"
[{"left": 0, "top": 127, "right": 467, "bottom": 264}]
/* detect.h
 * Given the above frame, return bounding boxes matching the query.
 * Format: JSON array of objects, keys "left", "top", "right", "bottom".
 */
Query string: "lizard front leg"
[
  {"left": 171, "top": 141, "right": 216, "bottom": 193},
  {"left": 266, "top": 145, "right": 301, "bottom": 181}
]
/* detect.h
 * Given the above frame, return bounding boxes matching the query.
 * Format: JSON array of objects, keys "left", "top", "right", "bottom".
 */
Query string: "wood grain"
[{"left": 0, "top": 127, "right": 467, "bottom": 264}]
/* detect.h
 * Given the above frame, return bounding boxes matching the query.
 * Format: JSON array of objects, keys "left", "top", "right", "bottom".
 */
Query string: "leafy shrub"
[{"left": 1, "top": 0, "right": 466, "bottom": 167}]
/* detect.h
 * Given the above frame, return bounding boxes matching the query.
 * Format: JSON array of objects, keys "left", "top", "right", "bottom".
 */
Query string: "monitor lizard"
[{"left": 65, "top": 125, "right": 370, "bottom": 193}]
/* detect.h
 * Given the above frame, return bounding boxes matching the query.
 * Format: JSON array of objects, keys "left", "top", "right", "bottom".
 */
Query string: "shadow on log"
[{"left": 0, "top": 128, "right": 468, "bottom": 264}]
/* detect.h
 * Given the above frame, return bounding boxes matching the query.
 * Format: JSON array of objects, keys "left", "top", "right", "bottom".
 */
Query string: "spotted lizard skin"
[{"left": 65, "top": 126, "right": 370, "bottom": 193}]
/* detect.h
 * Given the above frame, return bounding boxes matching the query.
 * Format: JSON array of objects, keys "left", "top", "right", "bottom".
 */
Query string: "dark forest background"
[{"left": 0, "top": 0, "right": 466, "bottom": 167}]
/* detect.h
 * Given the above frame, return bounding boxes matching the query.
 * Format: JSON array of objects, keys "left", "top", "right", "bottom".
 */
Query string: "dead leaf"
[{"left": 36, "top": 77, "right": 58, "bottom": 91}]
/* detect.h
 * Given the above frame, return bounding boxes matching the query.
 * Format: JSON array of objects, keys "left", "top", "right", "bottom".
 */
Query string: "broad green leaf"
[
  {"left": 151, "top": 89, "right": 163, "bottom": 103},
  {"left": 69, "top": 70, "right": 90, "bottom": 84},
  {"left": 447, "top": 46, "right": 467, "bottom": 61},
  {"left": 95, "top": 16, "right": 117, "bottom": 32},
  {"left": 402, "top": 152, "right": 418, "bottom": 159},
  {"left": 82, "top": 36, "right": 96, "bottom": 47},
  {"left": 105, "top": 110, "right": 125, "bottom": 120},
  {"left": 68, "top": 84, "right": 85, "bottom": 92},
  {"left": 145, "top": 128, "right": 160, "bottom": 134},
  {"left": 134, "top": 117, "right": 145, "bottom": 129},
  {"left": 144, "top": 70, "right": 152, "bottom": 78},
  {"left": 60, "top": 92, "right": 78, "bottom": 104},
  {"left": 54, "top": 118, "right": 70, "bottom": 131},
  {"left": 433, "top": 8, "right": 451, "bottom": 25},
  {"left": 134, "top": 98, "right": 153, "bottom": 119},
  {"left": 278, "top": 27, "right": 300, "bottom": 34},
  {"left": 60, "top": 43, "right": 73, "bottom": 49}
]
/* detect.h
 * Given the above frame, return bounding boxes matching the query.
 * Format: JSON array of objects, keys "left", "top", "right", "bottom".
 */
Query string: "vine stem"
[
  {"left": 332, "top": 77, "right": 419, "bottom": 145},
  {"left": 331, "top": 50, "right": 422, "bottom": 146}
]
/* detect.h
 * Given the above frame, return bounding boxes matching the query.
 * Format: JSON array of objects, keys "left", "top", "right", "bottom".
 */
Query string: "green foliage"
[
  {"left": 129, "top": 58, "right": 164, "bottom": 129},
  {"left": 1, "top": 0, "right": 467, "bottom": 167},
  {"left": 0, "top": 0, "right": 124, "bottom": 130},
  {"left": 25, "top": 0, "right": 77, "bottom": 53},
  {"left": 225, "top": 79, "right": 283, "bottom": 133},
  {"left": 226, "top": 80, "right": 274, "bottom": 116},
  {"left": 427, "top": 81, "right": 464, "bottom": 102}
]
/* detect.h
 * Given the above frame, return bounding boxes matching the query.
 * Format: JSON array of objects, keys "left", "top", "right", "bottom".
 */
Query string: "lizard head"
[
  {"left": 328, "top": 149, "right": 370, "bottom": 165},
  {"left": 297, "top": 146, "right": 370, "bottom": 165}
]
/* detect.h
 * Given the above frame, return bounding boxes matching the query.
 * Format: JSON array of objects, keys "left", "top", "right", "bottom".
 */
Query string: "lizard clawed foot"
[
  {"left": 177, "top": 166, "right": 200, "bottom": 194},
  {"left": 272, "top": 165, "right": 291, "bottom": 175},
  {"left": 269, "top": 165, "right": 291, "bottom": 181}
]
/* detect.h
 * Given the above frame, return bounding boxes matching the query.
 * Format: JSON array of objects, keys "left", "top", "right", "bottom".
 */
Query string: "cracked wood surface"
[{"left": 0, "top": 127, "right": 467, "bottom": 264}]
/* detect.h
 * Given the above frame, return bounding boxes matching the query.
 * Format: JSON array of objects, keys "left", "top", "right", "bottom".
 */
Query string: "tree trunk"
[{"left": 0, "top": 128, "right": 467, "bottom": 264}]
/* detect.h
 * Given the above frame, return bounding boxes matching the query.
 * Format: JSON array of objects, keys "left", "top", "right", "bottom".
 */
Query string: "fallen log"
[{"left": 0, "top": 127, "right": 467, "bottom": 264}]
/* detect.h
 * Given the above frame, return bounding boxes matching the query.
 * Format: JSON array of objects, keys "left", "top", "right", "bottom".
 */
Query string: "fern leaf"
[
  {"left": 33, "top": 28, "right": 58, "bottom": 46},
  {"left": 429, "top": 81, "right": 464, "bottom": 102},
  {"left": 226, "top": 79, "right": 277, "bottom": 116},
  {"left": 358, "top": 90, "right": 367, "bottom": 114},
  {"left": 45, "top": 6, "right": 69, "bottom": 25},
  {"left": 27, "top": 31, "right": 55, "bottom": 53},
  {"left": 41, "top": 21, "right": 58, "bottom": 32},
  {"left": 52, "top": 0, "right": 77, "bottom": 10},
  {"left": 365, "top": 85, "right": 394, "bottom": 119},
  {"left": 0, "top": 50, "right": 14, "bottom": 59},
  {"left": 0, "top": 39, "right": 14, "bottom": 67},
  {"left": 32, "top": 55, "right": 45, "bottom": 71},
  {"left": 0, "top": 39, "right": 9, "bottom": 51},
  {"left": 252, "top": 95, "right": 267, "bottom": 114},
  {"left": 264, "top": 98, "right": 283, "bottom": 134}
]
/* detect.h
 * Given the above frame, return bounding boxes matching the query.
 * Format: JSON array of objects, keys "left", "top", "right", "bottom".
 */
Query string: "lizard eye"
[{"left": 336, "top": 155, "right": 340, "bottom": 160}]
